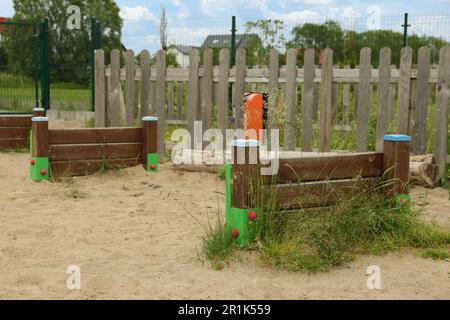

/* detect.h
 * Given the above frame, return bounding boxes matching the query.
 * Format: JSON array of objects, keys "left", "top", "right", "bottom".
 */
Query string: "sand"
[{"left": 0, "top": 151, "right": 449, "bottom": 300}]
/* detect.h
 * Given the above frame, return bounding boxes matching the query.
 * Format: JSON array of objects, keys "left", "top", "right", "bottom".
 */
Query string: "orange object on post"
[{"left": 244, "top": 93, "right": 268, "bottom": 141}]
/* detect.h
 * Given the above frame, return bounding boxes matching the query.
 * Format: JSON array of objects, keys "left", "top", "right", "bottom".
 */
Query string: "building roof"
[
  {"left": 201, "top": 34, "right": 262, "bottom": 49},
  {"left": 171, "top": 45, "right": 199, "bottom": 55},
  {"left": 0, "top": 17, "right": 8, "bottom": 23}
]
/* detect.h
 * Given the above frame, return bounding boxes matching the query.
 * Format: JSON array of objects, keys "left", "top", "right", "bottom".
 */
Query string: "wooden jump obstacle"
[
  {"left": 225, "top": 135, "right": 411, "bottom": 246},
  {"left": 29, "top": 116, "right": 158, "bottom": 181},
  {"left": 0, "top": 108, "right": 45, "bottom": 149}
]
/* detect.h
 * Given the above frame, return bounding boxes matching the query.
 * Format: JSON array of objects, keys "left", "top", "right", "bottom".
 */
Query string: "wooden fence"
[
  {"left": 0, "top": 108, "right": 45, "bottom": 149},
  {"left": 94, "top": 46, "right": 450, "bottom": 175}
]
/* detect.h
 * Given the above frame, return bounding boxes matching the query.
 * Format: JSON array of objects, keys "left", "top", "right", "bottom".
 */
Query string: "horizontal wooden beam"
[
  {"left": 49, "top": 142, "right": 142, "bottom": 161},
  {"left": 273, "top": 177, "right": 380, "bottom": 209},
  {"left": 0, "top": 138, "right": 28, "bottom": 149},
  {"left": 48, "top": 128, "right": 143, "bottom": 145},
  {"left": 0, "top": 115, "right": 32, "bottom": 127},
  {"left": 274, "top": 152, "right": 383, "bottom": 183},
  {"left": 0, "top": 127, "right": 30, "bottom": 139},
  {"left": 50, "top": 157, "right": 142, "bottom": 177}
]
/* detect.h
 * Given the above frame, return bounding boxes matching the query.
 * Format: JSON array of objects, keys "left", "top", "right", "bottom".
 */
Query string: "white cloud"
[
  {"left": 265, "top": 9, "right": 325, "bottom": 24},
  {"left": 286, "top": 0, "right": 336, "bottom": 6},
  {"left": 120, "top": 5, "right": 158, "bottom": 22},
  {"left": 342, "top": 6, "right": 362, "bottom": 28}
]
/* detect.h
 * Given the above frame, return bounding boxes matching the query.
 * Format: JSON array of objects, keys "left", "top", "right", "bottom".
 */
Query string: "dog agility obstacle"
[
  {"left": 0, "top": 108, "right": 45, "bottom": 149},
  {"left": 29, "top": 116, "right": 158, "bottom": 181},
  {"left": 225, "top": 135, "right": 411, "bottom": 247}
]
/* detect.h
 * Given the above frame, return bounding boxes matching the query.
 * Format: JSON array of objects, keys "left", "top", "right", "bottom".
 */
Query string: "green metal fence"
[{"left": 0, "top": 21, "right": 41, "bottom": 114}]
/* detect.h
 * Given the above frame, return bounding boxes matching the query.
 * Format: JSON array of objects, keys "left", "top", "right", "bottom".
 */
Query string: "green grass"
[
  {"left": 421, "top": 248, "right": 450, "bottom": 260},
  {"left": 201, "top": 179, "right": 450, "bottom": 272}
]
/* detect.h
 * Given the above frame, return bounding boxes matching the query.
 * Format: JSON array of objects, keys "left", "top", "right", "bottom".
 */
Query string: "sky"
[{"left": 1, "top": 0, "right": 450, "bottom": 51}]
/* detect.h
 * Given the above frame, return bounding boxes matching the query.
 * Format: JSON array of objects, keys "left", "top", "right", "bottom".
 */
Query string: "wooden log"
[
  {"left": 285, "top": 48, "right": 297, "bottom": 151},
  {"left": 140, "top": 50, "right": 151, "bottom": 117},
  {"left": 0, "top": 127, "right": 30, "bottom": 139},
  {"left": 95, "top": 49, "right": 106, "bottom": 127},
  {"left": 125, "top": 49, "right": 135, "bottom": 126},
  {"left": 155, "top": 50, "right": 166, "bottom": 160},
  {"left": 383, "top": 135, "right": 411, "bottom": 197},
  {"left": 319, "top": 48, "right": 333, "bottom": 152},
  {"left": 375, "top": 47, "right": 391, "bottom": 152},
  {"left": 50, "top": 158, "right": 142, "bottom": 177},
  {"left": 0, "top": 115, "right": 32, "bottom": 127},
  {"left": 356, "top": 47, "right": 371, "bottom": 152},
  {"left": 396, "top": 47, "right": 413, "bottom": 134},
  {"left": 110, "top": 49, "right": 120, "bottom": 127},
  {"left": 233, "top": 48, "right": 246, "bottom": 129},
  {"left": 301, "top": 48, "right": 314, "bottom": 152},
  {"left": 32, "top": 117, "right": 49, "bottom": 158},
  {"left": 413, "top": 47, "right": 431, "bottom": 154}
]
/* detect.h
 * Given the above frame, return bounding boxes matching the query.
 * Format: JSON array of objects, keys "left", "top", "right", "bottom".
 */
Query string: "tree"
[
  {"left": 160, "top": 6, "right": 168, "bottom": 51},
  {"left": 245, "top": 19, "right": 286, "bottom": 51},
  {"left": 7, "top": 0, "right": 122, "bottom": 83}
]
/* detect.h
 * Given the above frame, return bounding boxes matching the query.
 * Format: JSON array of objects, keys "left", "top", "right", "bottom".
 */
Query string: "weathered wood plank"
[
  {"left": 268, "top": 49, "right": 279, "bottom": 94},
  {"left": 435, "top": 46, "right": 450, "bottom": 176},
  {"left": 49, "top": 142, "right": 143, "bottom": 161},
  {"left": 140, "top": 50, "right": 151, "bottom": 117},
  {"left": 413, "top": 47, "right": 431, "bottom": 154},
  {"left": 177, "top": 81, "right": 183, "bottom": 120},
  {"left": 0, "top": 115, "right": 32, "bottom": 127},
  {"left": 50, "top": 158, "right": 142, "bottom": 177},
  {"left": 319, "top": 48, "right": 333, "bottom": 152},
  {"left": 375, "top": 47, "right": 391, "bottom": 152},
  {"left": 342, "top": 66, "right": 351, "bottom": 126},
  {"left": 0, "top": 138, "right": 29, "bottom": 149},
  {"left": 125, "top": 49, "right": 135, "bottom": 126},
  {"left": 285, "top": 48, "right": 298, "bottom": 151},
  {"left": 155, "top": 50, "right": 166, "bottom": 159},
  {"left": 0, "top": 127, "right": 30, "bottom": 139},
  {"left": 48, "top": 128, "right": 143, "bottom": 145},
  {"left": 167, "top": 81, "right": 174, "bottom": 119},
  {"left": 94, "top": 49, "right": 106, "bottom": 127},
  {"left": 109, "top": 49, "right": 120, "bottom": 127},
  {"left": 356, "top": 47, "right": 371, "bottom": 152},
  {"left": 233, "top": 48, "right": 246, "bottom": 129},
  {"left": 396, "top": 47, "right": 413, "bottom": 134},
  {"left": 301, "top": 48, "right": 314, "bottom": 152},
  {"left": 202, "top": 48, "right": 213, "bottom": 132},
  {"left": 218, "top": 48, "right": 229, "bottom": 140},
  {"left": 187, "top": 49, "right": 200, "bottom": 148}
]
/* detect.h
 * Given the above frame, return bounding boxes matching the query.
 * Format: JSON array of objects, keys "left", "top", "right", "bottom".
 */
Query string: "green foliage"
[
  {"left": 8, "top": 0, "right": 123, "bottom": 83},
  {"left": 421, "top": 248, "right": 450, "bottom": 260}
]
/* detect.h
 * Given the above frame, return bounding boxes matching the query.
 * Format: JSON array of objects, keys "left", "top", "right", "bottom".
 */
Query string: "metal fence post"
[
  {"left": 40, "top": 18, "right": 50, "bottom": 111},
  {"left": 90, "top": 18, "right": 101, "bottom": 112}
]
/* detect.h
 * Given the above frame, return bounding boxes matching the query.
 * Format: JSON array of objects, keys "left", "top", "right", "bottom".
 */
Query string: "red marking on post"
[
  {"left": 150, "top": 164, "right": 156, "bottom": 170},
  {"left": 30, "top": 160, "right": 35, "bottom": 166},
  {"left": 40, "top": 169, "right": 46, "bottom": 175},
  {"left": 231, "top": 228, "right": 239, "bottom": 239}
]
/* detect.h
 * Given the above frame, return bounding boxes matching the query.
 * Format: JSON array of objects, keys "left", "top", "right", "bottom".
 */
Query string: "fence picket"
[
  {"left": 397, "top": 47, "right": 413, "bottom": 134},
  {"left": 375, "top": 47, "right": 391, "bottom": 152},
  {"left": 319, "top": 48, "right": 333, "bottom": 152},
  {"left": 356, "top": 48, "right": 371, "bottom": 152}
]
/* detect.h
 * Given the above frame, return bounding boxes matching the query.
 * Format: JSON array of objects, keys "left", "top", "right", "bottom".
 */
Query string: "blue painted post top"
[
  {"left": 31, "top": 116, "right": 48, "bottom": 122},
  {"left": 33, "top": 107, "right": 45, "bottom": 112},
  {"left": 383, "top": 134, "right": 411, "bottom": 142},
  {"left": 142, "top": 116, "right": 158, "bottom": 121},
  {"left": 230, "top": 139, "right": 260, "bottom": 147}
]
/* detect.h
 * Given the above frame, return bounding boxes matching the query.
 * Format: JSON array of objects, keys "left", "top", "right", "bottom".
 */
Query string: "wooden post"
[
  {"left": 376, "top": 47, "right": 391, "bottom": 152},
  {"left": 187, "top": 49, "right": 199, "bottom": 148},
  {"left": 285, "top": 48, "right": 297, "bottom": 151},
  {"left": 110, "top": 49, "right": 120, "bottom": 127},
  {"left": 319, "top": 48, "right": 333, "bottom": 152},
  {"left": 142, "top": 116, "right": 159, "bottom": 172},
  {"left": 435, "top": 46, "right": 450, "bottom": 177},
  {"left": 30, "top": 116, "right": 49, "bottom": 181},
  {"left": 229, "top": 139, "right": 261, "bottom": 247},
  {"left": 202, "top": 48, "right": 213, "bottom": 132},
  {"left": 356, "top": 47, "right": 371, "bottom": 152},
  {"left": 218, "top": 48, "right": 229, "bottom": 142},
  {"left": 301, "top": 48, "right": 314, "bottom": 152},
  {"left": 33, "top": 107, "right": 45, "bottom": 117},
  {"left": 268, "top": 49, "right": 279, "bottom": 95},
  {"left": 397, "top": 47, "right": 413, "bottom": 134},
  {"left": 125, "top": 49, "right": 135, "bottom": 126},
  {"left": 140, "top": 50, "right": 151, "bottom": 117},
  {"left": 177, "top": 81, "right": 183, "bottom": 120},
  {"left": 155, "top": 50, "right": 166, "bottom": 160},
  {"left": 233, "top": 48, "right": 246, "bottom": 129},
  {"left": 383, "top": 134, "right": 411, "bottom": 197},
  {"left": 342, "top": 66, "right": 351, "bottom": 126},
  {"left": 413, "top": 47, "right": 431, "bottom": 154},
  {"left": 95, "top": 49, "right": 106, "bottom": 127},
  {"left": 168, "top": 81, "right": 174, "bottom": 119}
]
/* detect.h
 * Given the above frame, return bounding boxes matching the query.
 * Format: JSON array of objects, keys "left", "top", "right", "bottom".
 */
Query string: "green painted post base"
[
  {"left": 396, "top": 194, "right": 411, "bottom": 212},
  {"left": 146, "top": 153, "right": 159, "bottom": 172},
  {"left": 228, "top": 207, "right": 260, "bottom": 247},
  {"left": 30, "top": 157, "right": 49, "bottom": 181}
]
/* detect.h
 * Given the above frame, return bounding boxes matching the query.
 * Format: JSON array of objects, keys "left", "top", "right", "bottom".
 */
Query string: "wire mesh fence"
[
  {"left": 118, "top": 13, "right": 450, "bottom": 67},
  {"left": 0, "top": 21, "right": 40, "bottom": 113}
]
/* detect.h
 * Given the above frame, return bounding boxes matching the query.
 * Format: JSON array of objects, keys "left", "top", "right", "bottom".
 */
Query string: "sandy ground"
[{"left": 0, "top": 151, "right": 449, "bottom": 300}]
